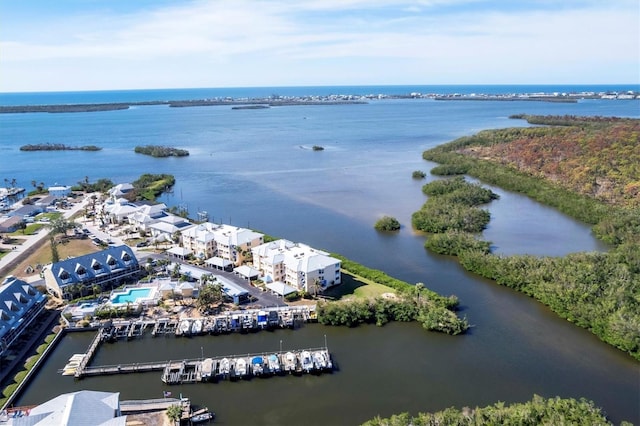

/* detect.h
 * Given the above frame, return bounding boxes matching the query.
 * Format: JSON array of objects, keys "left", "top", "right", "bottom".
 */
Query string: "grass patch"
[
  {"left": 7, "top": 237, "right": 98, "bottom": 278},
  {"left": 323, "top": 271, "right": 396, "bottom": 301}
]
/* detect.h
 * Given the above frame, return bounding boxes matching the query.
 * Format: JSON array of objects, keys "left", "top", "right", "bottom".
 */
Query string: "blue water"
[
  {"left": 0, "top": 84, "right": 638, "bottom": 106},
  {"left": 110, "top": 288, "right": 152, "bottom": 304}
]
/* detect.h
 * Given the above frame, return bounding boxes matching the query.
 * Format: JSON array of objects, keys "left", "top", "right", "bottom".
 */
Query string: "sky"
[{"left": 1, "top": 0, "right": 638, "bottom": 92}]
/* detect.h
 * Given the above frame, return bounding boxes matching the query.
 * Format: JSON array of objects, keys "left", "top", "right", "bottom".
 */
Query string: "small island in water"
[
  {"left": 20, "top": 143, "right": 101, "bottom": 151},
  {"left": 134, "top": 145, "right": 189, "bottom": 158}
]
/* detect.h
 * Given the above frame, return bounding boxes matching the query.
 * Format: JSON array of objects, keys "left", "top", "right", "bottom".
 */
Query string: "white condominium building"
[
  {"left": 251, "top": 239, "right": 341, "bottom": 293},
  {"left": 181, "top": 222, "right": 264, "bottom": 265}
]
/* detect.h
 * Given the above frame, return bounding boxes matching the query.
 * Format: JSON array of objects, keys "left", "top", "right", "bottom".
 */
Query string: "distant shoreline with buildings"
[{"left": 0, "top": 89, "right": 637, "bottom": 113}]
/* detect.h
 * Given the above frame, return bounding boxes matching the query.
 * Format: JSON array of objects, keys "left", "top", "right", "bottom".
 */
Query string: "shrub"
[
  {"left": 374, "top": 216, "right": 401, "bottom": 231},
  {"left": 412, "top": 170, "right": 426, "bottom": 179}
]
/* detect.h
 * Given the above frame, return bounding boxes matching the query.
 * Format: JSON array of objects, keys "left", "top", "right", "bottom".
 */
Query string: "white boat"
[
  {"left": 284, "top": 352, "right": 296, "bottom": 373},
  {"left": 179, "top": 319, "right": 191, "bottom": 336},
  {"left": 191, "top": 411, "right": 214, "bottom": 423},
  {"left": 219, "top": 358, "right": 230, "bottom": 376},
  {"left": 267, "top": 354, "right": 281, "bottom": 374},
  {"left": 313, "top": 351, "right": 327, "bottom": 370},
  {"left": 235, "top": 357, "right": 248, "bottom": 377},
  {"left": 201, "top": 358, "right": 214, "bottom": 381},
  {"left": 191, "top": 319, "right": 203, "bottom": 335},
  {"left": 300, "top": 351, "right": 313, "bottom": 373}
]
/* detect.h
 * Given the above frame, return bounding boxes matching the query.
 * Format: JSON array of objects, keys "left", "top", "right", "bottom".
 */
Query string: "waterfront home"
[
  {"left": 251, "top": 239, "right": 341, "bottom": 294},
  {"left": 7, "top": 204, "right": 43, "bottom": 218},
  {"left": 107, "top": 182, "right": 134, "bottom": 199},
  {"left": 181, "top": 222, "right": 264, "bottom": 265},
  {"left": 7, "top": 390, "right": 126, "bottom": 425},
  {"left": 126, "top": 202, "right": 168, "bottom": 232},
  {"left": 148, "top": 214, "right": 194, "bottom": 244},
  {"left": 47, "top": 185, "right": 72, "bottom": 198},
  {"left": 0, "top": 215, "right": 24, "bottom": 233},
  {"left": 0, "top": 276, "right": 47, "bottom": 358},
  {"left": 43, "top": 245, "right": 141, "bottom": 300}
]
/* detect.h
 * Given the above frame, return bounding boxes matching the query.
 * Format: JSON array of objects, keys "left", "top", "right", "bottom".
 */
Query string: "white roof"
[
  {"left": 167, "top": 246, "right": 192, "bottom": 257},
  {"left": 206, "top": 257, "right": 233, "bottom": 267},
  {"left": 234, "top": 265, "right": 260, "bottom": 278},
  {"left": 12, "top": 390, "right": 126, "bottom": 426},
  {"left": 266, "top": 281, "right": 298, "bottom": 296}
]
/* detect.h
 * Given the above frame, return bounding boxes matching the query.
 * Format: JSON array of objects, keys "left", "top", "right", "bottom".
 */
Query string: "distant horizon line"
[{"left": 2, "top": 83, "right": 639, "bottom": 95}]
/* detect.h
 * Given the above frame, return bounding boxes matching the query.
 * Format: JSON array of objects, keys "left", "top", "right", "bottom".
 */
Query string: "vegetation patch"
[
  {"left": 374, "top": 215, "right": 401, "bottom": 232},
  {"left": 126, "top": 174, "right": 176, "bottom": 201},
  {"left": 412, "top": 170, "right": 426, "bottom": 179},
  {"left": 362, "top": 395, "right": 615, "bottom": 426},
  {"left": 20, "top": 143, "right": 101, "bottom": 151},
  {"left": 324, "top": 255, "right": 468, "bottom": 334},
  {"left": 412, "top": 177, "right": 498, "bottom": 234},
  {"left": 134, "top": 145, "right": 189, "bottom": 157},
  {"left": 419, "top": 114, "right": 640, "bottom": 360}
]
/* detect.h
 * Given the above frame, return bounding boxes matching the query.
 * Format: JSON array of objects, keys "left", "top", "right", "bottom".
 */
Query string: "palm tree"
[
  {"left": 311, "top": 278, "right": 323, "bottom": 298},
  {"left": 92, "top": 284, "right": 102, "bottom": 298}
]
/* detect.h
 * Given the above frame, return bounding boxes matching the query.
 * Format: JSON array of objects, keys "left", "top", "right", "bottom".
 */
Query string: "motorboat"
[
  {"left": 191, "top": 411, "right": 214, "bottom": 423},
  {"left": 313, "top": 351, "right": 327, "bottom": 370},
  {"left": 267, "top": 354, "right": 281, "bottom": 374},
  {"left": 201, "top": 358, "right": 215, "bottom": 381},
  {"left": 283, "top": 351, "right": 297, "bottom": 373},
  {"left": 251, "top": 356, "right": 264, "bottom": 376},
  {"left": 235, "top": 357, "right": 248, "bottom": 377},
  {"left": 300, "top": 351, "right": 313, "bottom": 373},
  {"left": 218, "top": 358, "right": 230, "bottom": 377},
  {"left": 191, "top": 319, "right": 203, "bottom": 335}
]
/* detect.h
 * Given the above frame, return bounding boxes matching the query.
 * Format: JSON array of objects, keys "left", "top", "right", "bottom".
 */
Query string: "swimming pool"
[{"left": 110, "top": 287, "right": 154, "bottom": 304}]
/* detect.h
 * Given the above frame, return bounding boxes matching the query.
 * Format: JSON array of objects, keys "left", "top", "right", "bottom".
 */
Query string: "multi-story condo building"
[
  {"left": 251, "top": 239, "right": 341, "bottom": 293},
  {"left": 181, "top": 222, "right": 264, "bottom": 266}
]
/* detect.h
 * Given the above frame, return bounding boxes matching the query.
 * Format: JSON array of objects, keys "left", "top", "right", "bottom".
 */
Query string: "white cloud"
[{"left": 0, "top": 0, "right": 638, "bottom": 91}]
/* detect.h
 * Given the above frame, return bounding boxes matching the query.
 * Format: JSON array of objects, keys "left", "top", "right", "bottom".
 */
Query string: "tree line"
[{"left": 361, "top": 395, "right": 620, "bottom": 426}]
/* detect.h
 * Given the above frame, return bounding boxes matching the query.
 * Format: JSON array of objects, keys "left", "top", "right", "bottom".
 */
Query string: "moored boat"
[
  {"left": 192, "top": 319, "right": 203, "bottom": 335},
  {"left": 267, "top": 354, "right": 281, "bottom": 374},
  {"left": 300, "top": 351, "right": 313, "bottom": 373},
  {"left": 283, "top": 351, "right": 296, "bottom": 373},
  {"left": 251, "top": 356, "right": 264, "bottom": 376},
  {"left": 201, "top": 358, "right": 215, "bottom": 381},
  {"left": 218, "top": 358, "right": 230, "bottom": 378},
  {"left": 191, "top": 411, "right": 214, "bottom": 423},
  {"left": 235, "top": 357, "right": 248, "bottom": 378}
]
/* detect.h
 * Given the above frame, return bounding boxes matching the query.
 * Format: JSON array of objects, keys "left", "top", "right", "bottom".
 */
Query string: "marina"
[
  {"left": 66, "top": 347, "right": 332, "bottom": 383},
  {"left": 59, "top": 305, "right": 327, "bottom": 382},
  {"left": 99, "top": 306, "right": 316, "bottom": 342}
]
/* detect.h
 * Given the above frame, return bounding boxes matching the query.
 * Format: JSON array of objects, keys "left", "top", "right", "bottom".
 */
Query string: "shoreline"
[{"left": 1, "top": 90, "right": 637, "bottom": 113}]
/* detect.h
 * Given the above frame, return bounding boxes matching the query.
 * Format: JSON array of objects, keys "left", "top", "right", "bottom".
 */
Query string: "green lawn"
[{"left": 323, "top": 271, "right": 397, "bottom": 301}]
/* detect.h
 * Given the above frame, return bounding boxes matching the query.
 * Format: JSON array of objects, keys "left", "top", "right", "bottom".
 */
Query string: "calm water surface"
[{"left": 2, "top": 89, "right": 638, "bottom": 424}]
